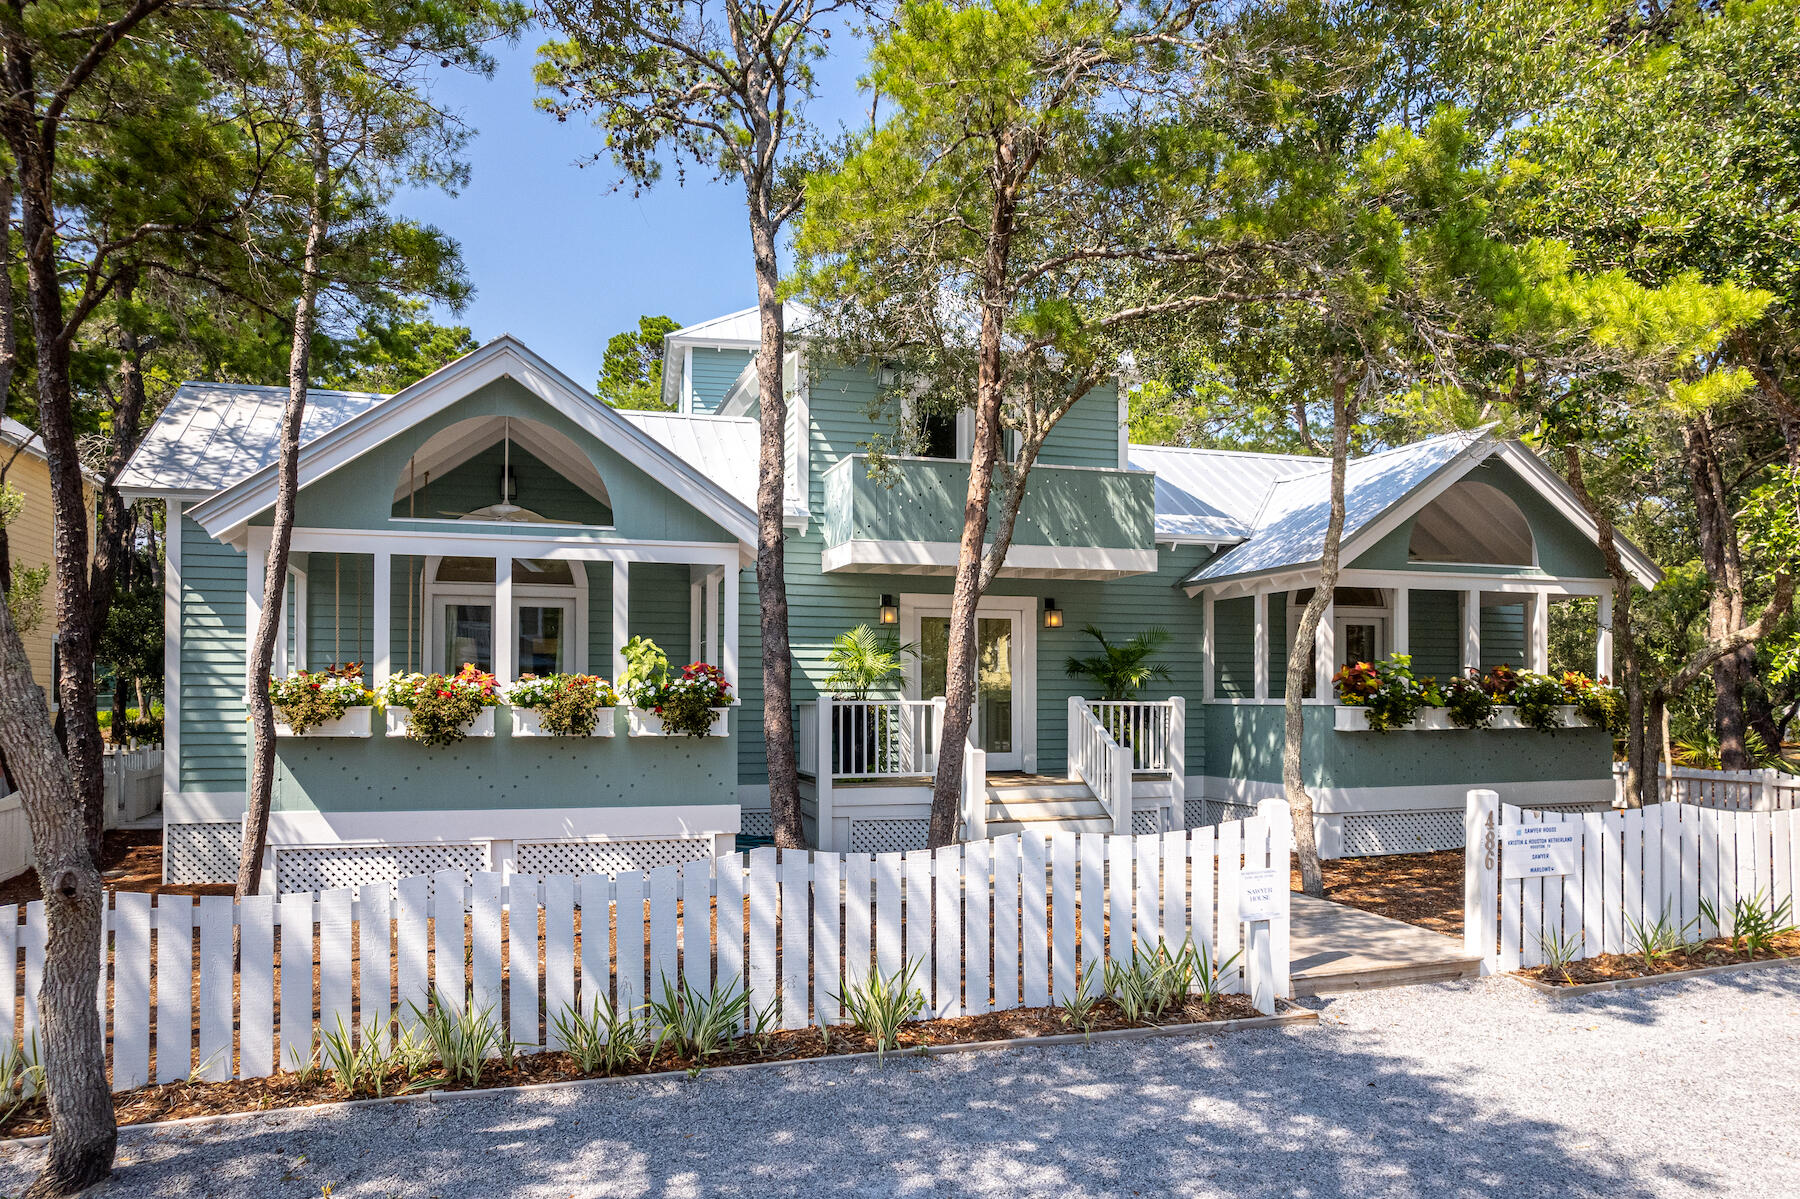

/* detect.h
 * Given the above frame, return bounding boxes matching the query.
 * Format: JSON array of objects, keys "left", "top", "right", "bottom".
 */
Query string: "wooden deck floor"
[{"left": 1288, "top": 893, "right": 1482, "bottom": 996}]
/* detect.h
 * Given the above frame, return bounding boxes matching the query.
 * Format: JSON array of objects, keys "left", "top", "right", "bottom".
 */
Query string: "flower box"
[
  {"left": 1335, "top": 704, "right": 1584, "bottom": 733},
  {"left": 512, "top": 707, "right": 616, "bottom": 737},
  {"left": 276, "top": 706, "right": 373, "bottom": 738},
  {"left": 386, "top": 706, "right": 495, "bottom": 739},
  {"left": 627, "top": 706, "right": 729, "bottom": 738}
]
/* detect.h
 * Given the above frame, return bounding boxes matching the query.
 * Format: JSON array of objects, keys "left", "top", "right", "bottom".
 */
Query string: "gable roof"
[
  {"left": 183, "top": 336, "right": 758, "bottom": 548},
  {"left": 660, "top": 303, "right": 816, "bottom": 407},
  {"left": 1171, "top": 430, "right": 1661, "bottom": 590}
]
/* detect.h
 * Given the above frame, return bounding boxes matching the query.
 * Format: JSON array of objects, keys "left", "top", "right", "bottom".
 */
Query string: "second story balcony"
[{"left": 821, "top": 454, "right": 1158, "bottom": 579}]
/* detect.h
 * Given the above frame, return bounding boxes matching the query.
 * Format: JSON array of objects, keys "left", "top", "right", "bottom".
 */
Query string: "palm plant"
[
  {"left": 823, "top": 624, "right": 916, "bottom": 698},
  {"left": 1064, "top": 625, "right": 1172, "bottom": 700}
]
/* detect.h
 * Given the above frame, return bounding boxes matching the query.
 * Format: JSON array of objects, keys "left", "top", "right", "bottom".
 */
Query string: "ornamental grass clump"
[
  {"left": 1332, "top": 654, "right": 1428, "bottom": 732},
  {"left": 507, "top": 673, "right": 619, "bottom": 735},
  {"left": 835, "top": 961, "right": 925, "bottom": 1059},
  {"left": 384, "top": 663, "right": 501, "bottom": 746},
  {"left": 267, "top": 664, "right": 371, "bottom": 732}
]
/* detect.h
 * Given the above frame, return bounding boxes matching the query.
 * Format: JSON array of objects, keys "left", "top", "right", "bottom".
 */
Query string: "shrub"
[
  {"left": 1440, "top": 670, "right": 1497, "bottom": 729},
  {"left": 1561, "top": 671, "right": 1627, "bottom": 735},
  {"left": 383, "top": 664, "right": 501, "bottom": 746},
  {"left": 1, "top": 1035, "right": 43, "bottom": 1125},
  {"left": 1332, "top": 654, "right": 1427, "bottom": 732},
  {"left": 507, "top": 673, "right": 619, "bottom": 735},
  {"left": 268, "top": 664, "right": 372, "bottom": 732},
  {"left": 1481, "top": 662, "right": 1520, "bottom": 700}
]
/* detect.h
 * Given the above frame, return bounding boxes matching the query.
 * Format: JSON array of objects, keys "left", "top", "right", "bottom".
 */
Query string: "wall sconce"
[
  {"left": 879, "top": 594, "right": 899, "bottom": 626},
  {"left": 1043, "top": 597, "right": 1063, "bottom": 629}
]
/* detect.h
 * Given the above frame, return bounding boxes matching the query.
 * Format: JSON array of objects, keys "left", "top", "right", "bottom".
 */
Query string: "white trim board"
[
  {"left": 822, "top": 539, "right": 1156, "bottom": 580},
  {"left": 1198, "top": 775, "right": 1615, "bottom": 814},
  {"left": 189, "top": 337, "right": 759, "bottom": 549},
  {"left": 264, "top": 804, "right": 741, "bottom": 846}
]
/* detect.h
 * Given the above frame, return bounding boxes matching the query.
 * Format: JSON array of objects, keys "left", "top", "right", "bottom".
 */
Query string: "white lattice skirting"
[
  {"left": 514, "top": 838, "right": 713, "bottom": 877},
  {"left": 738, "top": 810, "right": 774, "bottom": 839},
  {"left": 273, "top": 842, "right": 491, "bottom": 895},
  {"left": 164, "top": 822, "right": 243, "bottom": 885},
  {"left": 851, "top": 818, "right": 930, "bottom": 854}
]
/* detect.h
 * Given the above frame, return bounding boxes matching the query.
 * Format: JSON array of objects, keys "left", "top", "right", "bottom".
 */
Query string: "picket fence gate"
[
  {"left": 1464, "top": 789, "right": 1800, "bottom": 973},
  {"left": 1, "top": 811, "right": 1291, "bottom": 1093}
]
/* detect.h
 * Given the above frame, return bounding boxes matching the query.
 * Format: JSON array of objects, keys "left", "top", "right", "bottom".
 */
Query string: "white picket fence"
[
  {"left": 1613, "top": 762, "right": 1800, "bottom": 811},
  {"left": 1, "top": 814, "right": 1291, "bottom": 1093},
  {"left": 1464, "top": 789, "right": 1800, "bottom": 973},
  {"left": 0, "top": 793, "right": 29, "bottom": 884}
]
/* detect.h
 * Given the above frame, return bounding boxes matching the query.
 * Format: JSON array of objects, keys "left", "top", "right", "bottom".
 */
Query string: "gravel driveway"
[{"left": 5, "top": 964, "right": 1798, "bottom": 1198}]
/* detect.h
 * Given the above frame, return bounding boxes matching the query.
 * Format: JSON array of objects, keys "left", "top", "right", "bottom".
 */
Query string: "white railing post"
[
  {"left": 817, "top": 695, "right": 834, "bottom": 850},
  {"left": 1168, "top": 697, "right": 1186, "bottom": 830},
  {"left": 1464, "top": 788, "right": 1500, "bottom": 975},
  {"left": 961, "top": 737, "right": 987, "bottom": 841},
  {"left": 1110, "top": 741, "right": 1133, "bottom": 834}
]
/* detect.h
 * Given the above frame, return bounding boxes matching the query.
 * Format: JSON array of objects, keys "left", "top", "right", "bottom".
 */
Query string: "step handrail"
[{"left": 1067, "top": 695, "right": 1131, "bottom": 834}]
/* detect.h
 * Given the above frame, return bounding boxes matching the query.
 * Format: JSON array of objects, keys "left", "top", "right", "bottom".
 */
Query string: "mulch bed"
[
  {"left": 0, "top": 830, "right": 232, "bottom": 909},
  {"left": 1518, "top": 930, "right": 1800, "bottom": 987},
  {"left": 1292, "top": 850, "right": 1466, "bottom": 936},
  {"left": 0, "top": 994, "right": 1262, "bottom": 1139}
]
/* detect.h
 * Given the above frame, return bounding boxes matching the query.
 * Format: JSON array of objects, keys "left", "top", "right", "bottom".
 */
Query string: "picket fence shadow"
[
  {"left": 1464, "top": 790, "right": 1800, "bottom": 973},
  {"left": 2, "top": 811, "right": 1292, "bottom": 1093}
]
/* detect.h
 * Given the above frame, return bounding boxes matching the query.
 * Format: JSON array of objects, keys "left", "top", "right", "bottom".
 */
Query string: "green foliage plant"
[
  {"left": 1535, "top": 929, "right": 1585, "bottom": 984},
  {"left": 1725, "top": 891, "right": 1797, "bottom": 958},
  {"left": 1510, "top": 672, "right": 1567, "bottom": 731},
  {"left": 618, "top": 635, "right": 669, "bottom": 697},
  {"left": 319, "top": 1016, "right": 432, "bottom": 1098},
  {"left": 629, "top": 659, "right": 734, "bottom": 737},
  {"left": 823, "top": 624, "right": 916, "bottom": 699},
  {"left": 1063, "top": 625, "right": 1172, "bottom": 701},
  {"left": 834, "top": 961, "right": 925, "bottom": 1059},
  {"left": 506, "top": 673, "right": 619, "bottom": 735},
  {"left": 1561, "top": 671, "right": 1627, "bottom": 735},
  {"left": 646, "top": 975, "right": 755, "bottom": 1066},
  {"left": 1101, "top": 939, "right": 1228, "bottom": 1023},
  {"left": 1058, "top": 962, "right": 1101, "bottom": 1035},
  {"left": 1623, "top": 909, "right": 1692, "bottom": 968},
  {"left": 1, "top": 1035, "right": 45, "bottom": 1126},
  {"left": 1440, "top": 671, "right": 1498, "bottom": 729}
]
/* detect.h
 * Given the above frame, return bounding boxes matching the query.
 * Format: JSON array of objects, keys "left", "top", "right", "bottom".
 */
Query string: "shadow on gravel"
[
  {"left": 3, "top": 998, "right": 1724, "bottom": 1199},
  {"left": 1530, "top": 963, "right": 1800, "bottom": 1028}
]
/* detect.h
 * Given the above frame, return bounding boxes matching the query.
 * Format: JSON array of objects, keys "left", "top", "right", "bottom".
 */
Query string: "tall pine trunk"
[
  {"left": 237, "top": 80, "right": 327, "bottom": 897},
  {"left": 1282, "top": 378, "right": 1351, "bottom": 898},
  {"left": 0, "top": 591, "right": 114, "bottom": 1194}
]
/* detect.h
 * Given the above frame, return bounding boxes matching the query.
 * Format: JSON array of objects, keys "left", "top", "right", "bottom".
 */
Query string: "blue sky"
[{"left": 400, "top": 25, "right": 868, "bottom": 389}]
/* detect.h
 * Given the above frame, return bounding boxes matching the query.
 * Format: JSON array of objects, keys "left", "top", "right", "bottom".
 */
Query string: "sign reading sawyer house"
[
  {"left": 1499, "top": 824, "right": 1579, "bottom": 879},
  {"left": 1238, "top": 868, "right": 1284, "bottom": 921}
]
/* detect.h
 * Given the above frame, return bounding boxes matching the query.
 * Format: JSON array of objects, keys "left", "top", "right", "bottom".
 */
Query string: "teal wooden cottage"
[{"left": 119, "top": 306, "right": 1657, "bottom": 890}]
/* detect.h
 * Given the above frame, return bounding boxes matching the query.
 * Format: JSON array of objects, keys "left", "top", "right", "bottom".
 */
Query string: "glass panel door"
[
  {"left": 918, "top": 614, "right": 1021, "bottom": 768},
  {"left": 516, "top": 602, "right": 570, "bottom": 675},
  {"left": 442, "top": 603, "right": 494, "bottom": 672}
]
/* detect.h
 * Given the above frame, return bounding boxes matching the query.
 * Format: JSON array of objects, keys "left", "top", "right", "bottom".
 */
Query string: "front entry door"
[{"left": 916, "top": 612, "right": 1024, "bottom": 770}]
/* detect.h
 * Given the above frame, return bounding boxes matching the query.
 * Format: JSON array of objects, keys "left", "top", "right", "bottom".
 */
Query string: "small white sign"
[
  {"left": 1239, "top": 868, "right": 1284, "bottom": 921},
  {"left": 1500, "top": 824, "right": 1579, "bottom": 878}
]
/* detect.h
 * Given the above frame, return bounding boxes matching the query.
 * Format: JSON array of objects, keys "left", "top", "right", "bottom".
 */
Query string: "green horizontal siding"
[
  {"left": 1213, "top": 597, "right": 1255, "bottom": 699},
  {"left": 1266, "top": 592, "right": 1289, "bottom": 701},
  {"left": 179, "top": 512, "right": 247, "bottom": 793},
  {"left": 393, "top": 443, "right": 611, "bottom": 525},
  {"left": 1408, "top": 590, "right": 1462, "bottom": 680},
  {"left": 628, "top": 563, "right": 692, "bottom": 665},
  {"left": 1480, "top": 601, "right": 1526, "bottom": 670},
  {"left": 1037, "top": 382, "right": 1121, "bottom": 469},
  {"left": 688, "top": 347, "right": 753, "bottom": 414},
  {"left": 304, "top": 553, "right": 374, "bottom": 671}
]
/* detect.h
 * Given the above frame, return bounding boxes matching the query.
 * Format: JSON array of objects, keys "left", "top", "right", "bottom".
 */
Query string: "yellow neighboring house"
[{"left": 2, "top": 416, "right": 97, "bottom": 696}]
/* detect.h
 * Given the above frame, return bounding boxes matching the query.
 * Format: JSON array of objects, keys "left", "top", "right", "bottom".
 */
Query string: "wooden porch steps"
[{"left": 984, "top": 776, "right": 1109, "bottom": 836}]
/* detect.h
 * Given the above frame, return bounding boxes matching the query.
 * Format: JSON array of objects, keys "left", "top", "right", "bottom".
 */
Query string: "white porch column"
[
  {"left": 705, "top": 568, "right": 722, "bottom": 665},
  {"left": 1391, "top": 587, "right": 1409, "bottom": 658},
  {"left": 1201, "top": 591, "right": 1216, "bottom": 701},
  {"left": 1313, "top": 597, "right": 1335, "bottom": 701},
  {"left": 1596, "top": 591, "right": 1614, "bottom": 679},
  {"left": 722, "top": 565, "right": 740, "bottom": 687},
  {"left": 494, "top": 555, "right": 514, "bottom": 681},
  {"left": 1252, "top": 590, "right": 1269, "bottom": 700},
  {"left": 1462, "top": 588, "right": 1481, "bottom": 672},
  {"left": 688, "top": 566, "right": 705, "bottom": 660},
  {"left": 244, "top": 526, "right": 271, "bottom": 698},
  {"left": 372, "top": 550, "right": 392, "bottom": 684},
  {"left": 1528, "top": 590, "right": 1550, "bottom": 673},
  {"left": 612, "top": 560, "right": 630, "bottom": 684}
]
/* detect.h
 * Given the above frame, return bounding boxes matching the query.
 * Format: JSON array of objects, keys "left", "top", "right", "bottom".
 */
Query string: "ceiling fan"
[{"left": 440, "top": 416, "right": 573, "bottom": 526}]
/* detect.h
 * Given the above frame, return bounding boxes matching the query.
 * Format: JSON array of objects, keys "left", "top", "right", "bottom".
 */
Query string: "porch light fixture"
[
  {"left": 1043, "top": 598, "right": 1064, "bottom": 629},
  {"left": 879, "top": 595, "right": 899, "bottom": 626}
]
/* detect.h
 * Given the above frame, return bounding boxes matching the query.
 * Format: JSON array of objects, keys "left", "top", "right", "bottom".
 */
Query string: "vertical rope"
[{"left": 334, "top": 554, "right": 341, "bottom": 666}]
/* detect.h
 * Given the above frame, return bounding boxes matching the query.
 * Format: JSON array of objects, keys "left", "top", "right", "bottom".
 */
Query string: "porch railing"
[
  {"left": 815, "top": 698, "right": 946, "bottom": 779},
  {"left": 1613, "top": 762, "right": 1800, "bottom": 811},
  {"left": 1068, "top": 696, "right": 1131, "bottom": 834},
  {"left": 1087, "top": 700, "right": 1182, "bottom": 774}
]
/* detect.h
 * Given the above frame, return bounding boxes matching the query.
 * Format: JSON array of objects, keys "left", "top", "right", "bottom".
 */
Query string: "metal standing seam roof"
[
  {"left": 659, "top": 302, "right": 818, "bottom": 407},
  {"left": 618, "top": 409, "right": 808, "bottom": 521},
  {"left": 117, "top": 382, "right": 387, "bottom": 495},
  {"left": 1125, "top": 444, "right": 1322, "bottom": 543},
  {"left": 1183, "top": 429, "right": 1490, "bottom": 585}
]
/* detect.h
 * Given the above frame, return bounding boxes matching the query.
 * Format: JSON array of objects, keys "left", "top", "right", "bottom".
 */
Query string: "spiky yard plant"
[
  {"left": 408, "top": 990, "right": 516, "bottom": 1087},
  {"left": 834, "top": 961, "right": 925, "bottom": 1059},
  {"left": 550, "top": 996, "right": 653, "bottom": 1075},
  {"left": 1063, "top": 625, "right": 1172, "bottom": 701},
  {"left": 646, "top": 975, "right": 755, "bottom": 1066}
]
